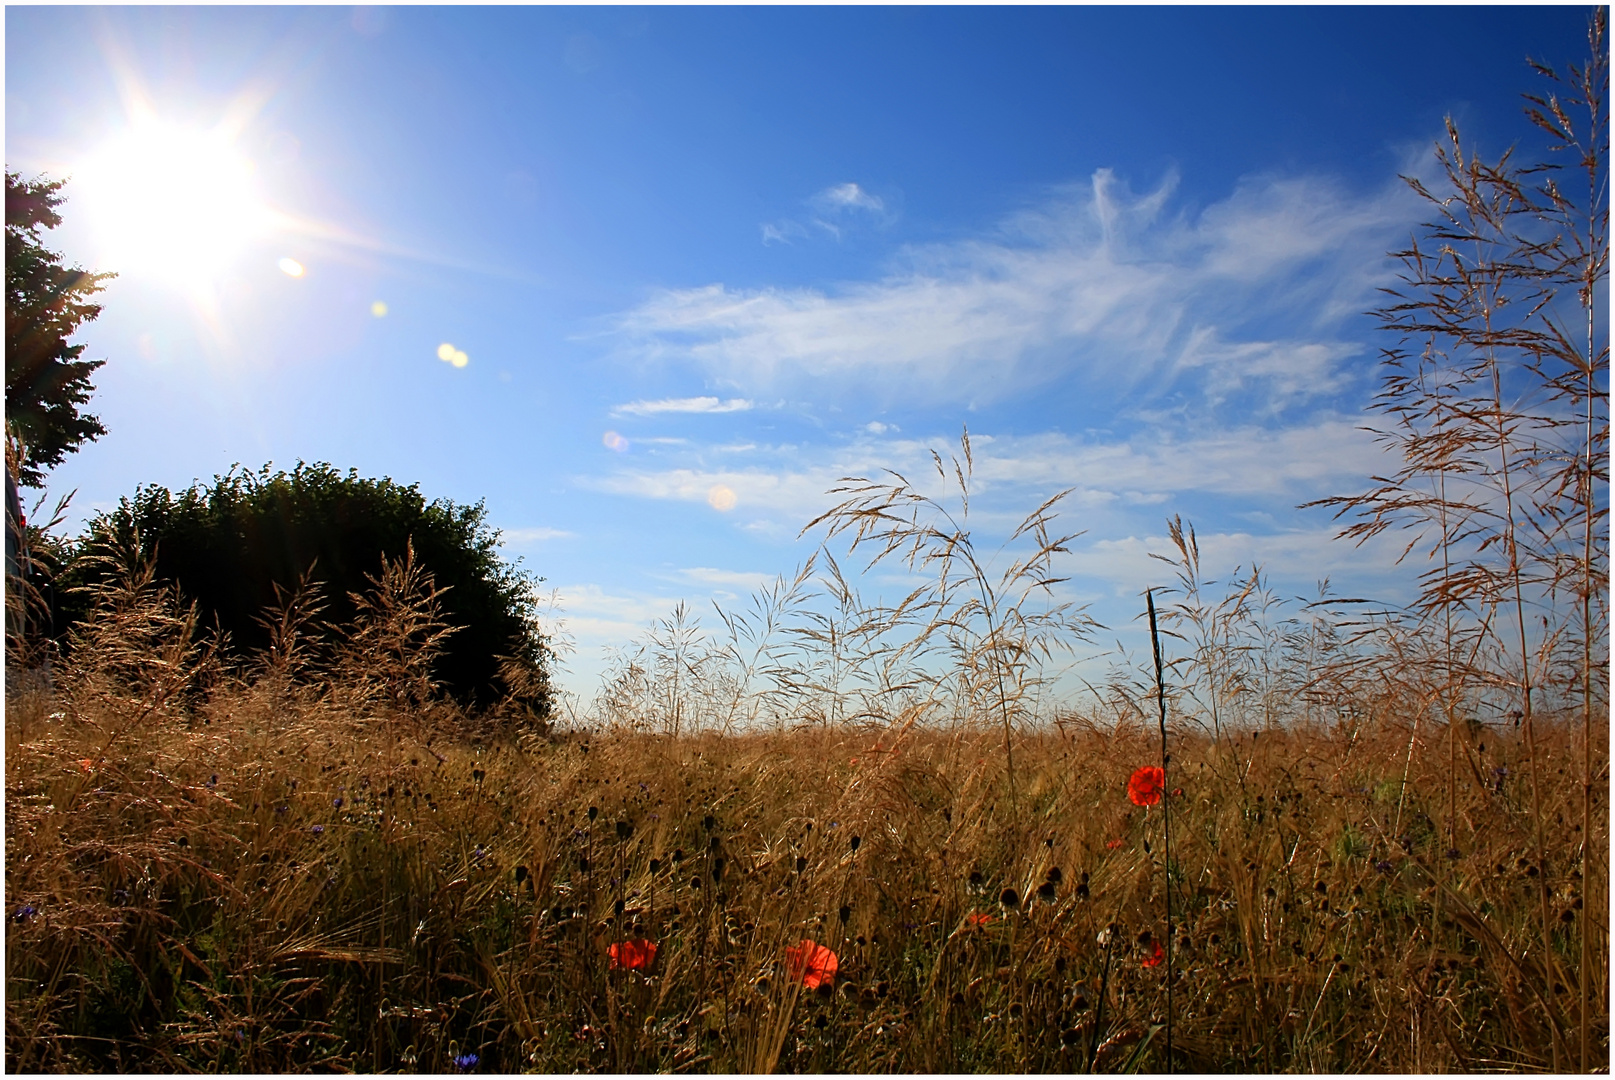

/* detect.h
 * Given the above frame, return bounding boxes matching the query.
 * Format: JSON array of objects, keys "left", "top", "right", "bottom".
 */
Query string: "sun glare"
[{"left": 77, "top": 121, "right": 272, "bottom": 290}]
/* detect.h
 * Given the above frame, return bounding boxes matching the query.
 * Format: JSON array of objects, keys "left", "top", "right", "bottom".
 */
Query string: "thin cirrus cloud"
[
  {"left": 610, "top": 396, "right": 754, "bottom": 417},
  {"left": 625, "top": 168, "right": 1417, "bottom": 410},
  {"left": 762, "top": 180, "right": 893, "bottom": 245},
  {"left": 499, "top": 526, "right": 576, "bottom": 544},
  {"left": 580, "top": 419, "right": 1386, "bottom": 535}
]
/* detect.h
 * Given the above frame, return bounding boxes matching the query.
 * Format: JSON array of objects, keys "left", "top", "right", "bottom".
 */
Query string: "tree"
[
  {"left": 65, "top": 462, "right": 554, "bottom": 717},
  {"left": 6, "top": 172, "right": 114, "bottom": 489}
]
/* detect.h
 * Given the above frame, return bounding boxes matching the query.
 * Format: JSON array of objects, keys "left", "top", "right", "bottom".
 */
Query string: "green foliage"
[
  {"left": 67, "top": 462, "right": 551, "bottom": 712},
  {"left": 5, "top": 172, "right": 114, "bottom": 488}
]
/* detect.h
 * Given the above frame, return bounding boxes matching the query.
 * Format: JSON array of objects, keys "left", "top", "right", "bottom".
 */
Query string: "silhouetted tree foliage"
[
  {"left": 6, "top": 172, "right": 114, "bottom": 488},
  {"left": 62, "top": 463, "right": 552, "bottom": 714}
]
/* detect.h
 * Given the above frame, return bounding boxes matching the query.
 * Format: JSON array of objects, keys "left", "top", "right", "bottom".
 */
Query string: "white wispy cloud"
[
  {"left": 1062, "top": 527, "right": 1416, "bottom": 602},
  {"left": 812, "top": 182, "right": 885, "bottom": 214},
  {"left": 499, "top": 526, "right": 575, "bottom": 544},
  {"left": 611, "top": 396, "right": 754, "bottom": 417},
  {"left": 623, "top": 168, "right": 1415, "bottom": 411},
  {"left": 581, "top": 420, "right": 1382, "bottom": 528},
  {"left": 677, "top": 566, "right": 777, "bottom": 591},
  {"left": 762, "top": 181, "right": 896, "bottom": 245}
]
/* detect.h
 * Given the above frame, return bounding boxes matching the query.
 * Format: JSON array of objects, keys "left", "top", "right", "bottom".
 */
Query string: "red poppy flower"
[
  {"left": 608, "top": 938, "right": 657, "bottom": 971},
  {"left": 1127, "top": 766, "right": 1165, "bottom": 807},
  {"left": 785, "top": 939, "right": 838, "bottom": 989},
  {"left": 1141, "top": 939, "right": 1164, "bottom": 968},
  {"left": 1106, "top": 837, "right": 1125, "bottom": 850},
  {"left": 77, "top": 759, "right": 94, "bottom": 774},
  {"left": 965, "top": 912, "right": 993, "bottom": 930}
]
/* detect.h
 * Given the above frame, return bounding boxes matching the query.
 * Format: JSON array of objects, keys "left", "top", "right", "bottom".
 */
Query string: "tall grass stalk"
[{"left": 1146, "top": 588, "right": 1173, "bottom": 1072}]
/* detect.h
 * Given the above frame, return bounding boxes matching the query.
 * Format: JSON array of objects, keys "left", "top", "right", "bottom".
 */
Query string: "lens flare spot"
[
  {"left": 371, "top": 301, "right": 388, "bottom": 317},
  {"left": 707, "top": 485, "right": 737, "bottom": 512},
  {"left": 603, "top": 431, "right": 629, "bottom": 452},
  {"left": 278, "top": 257, "right": 305, "bottom": 278},
  {"left": 437, "top": 343, "right": 457, "bottom": 362},
  {"left": 451, "top": 350, "right": 469, "bottom": 368}
]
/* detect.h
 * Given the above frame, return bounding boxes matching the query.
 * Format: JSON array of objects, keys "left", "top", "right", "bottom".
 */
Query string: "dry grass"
[{"left": 5, "top": 549, "right": 1607, "bottom": 1072}]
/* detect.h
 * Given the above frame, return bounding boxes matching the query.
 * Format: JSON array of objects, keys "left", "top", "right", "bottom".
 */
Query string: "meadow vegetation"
[
  {"left": 4, "top": 12, "right": 1607, "bottom": 1074},
  {"left": 3, "top": 473, "right": 1605, "bottom": 1072}
]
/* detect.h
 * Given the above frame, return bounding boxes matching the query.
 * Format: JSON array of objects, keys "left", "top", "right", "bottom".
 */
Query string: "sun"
[{"left": 75, "top": 120, "right": 273, "bottom": 291}]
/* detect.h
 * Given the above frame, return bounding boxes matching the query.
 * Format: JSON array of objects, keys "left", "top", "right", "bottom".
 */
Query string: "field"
[{"left": 4, "top": 538, "right": 1607, "bottom": 1074}]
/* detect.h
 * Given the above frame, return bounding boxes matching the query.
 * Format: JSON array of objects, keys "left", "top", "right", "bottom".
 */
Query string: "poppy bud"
[
  {"left": 616, "top": 821, "right": 633, "bottom": 842},
  {"left": 838, "top": 904, "right": 852, "bottom": 924},
  {"left": 850, "top": 835, "right": 861, "bottom": 851},
  {"left": 649, "top": 858, "right": 661, "bottom": 873},
  {"left": 999, "top": 888, "right": 1020, "bottom": 909},
  {"left": 703, "top": 815, "right": 716, "bottom": 832},
  {"left": 588, "top": 806, "right": 598, "bottom": 821}
]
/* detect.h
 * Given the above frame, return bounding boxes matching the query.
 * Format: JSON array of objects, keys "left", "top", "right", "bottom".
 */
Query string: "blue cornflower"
[
  {"left": 311, "top": 824, "right": 325, "bottom": 835},
  {"left": 453, "top": 1052, "right": 479, "bottom": 1071},
  {"left": 12, "top": 904, "right": 36, "bottom": 923},
  {"left": 1374, "top": 859, "right": 1394, "bottom": 874},
  {"left": 333, "top": 797, "right": 344, "bottom": 809}
]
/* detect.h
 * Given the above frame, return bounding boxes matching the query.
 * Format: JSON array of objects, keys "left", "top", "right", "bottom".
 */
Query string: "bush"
[{"left": 57, "top": 462, "right": 551, "bottom": 716}]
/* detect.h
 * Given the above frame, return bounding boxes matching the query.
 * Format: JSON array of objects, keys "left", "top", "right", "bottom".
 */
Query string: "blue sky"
[{"left": 5, "top": 5, "right": 1595, "bottom": 699}]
